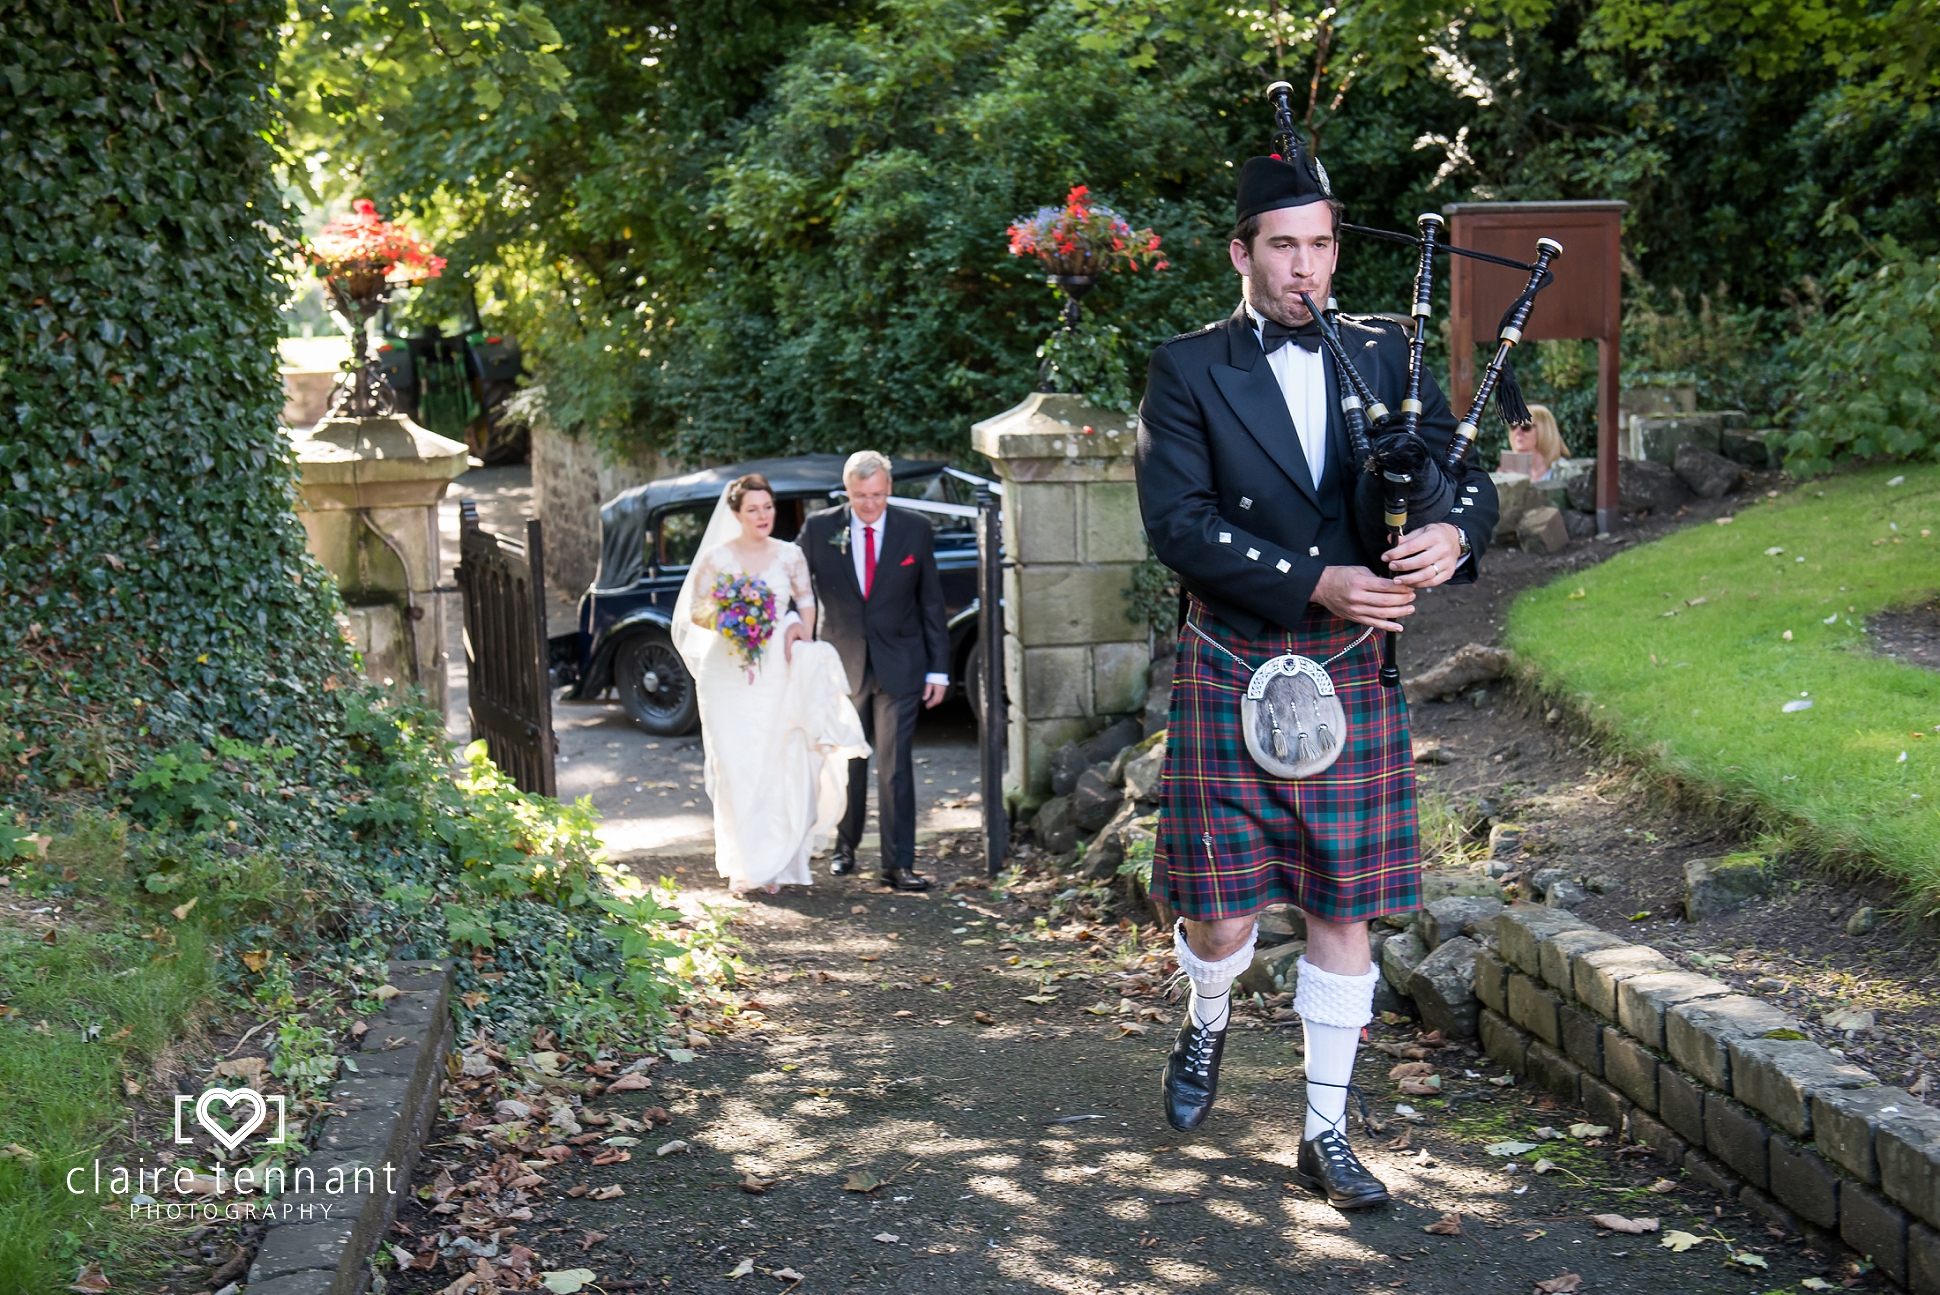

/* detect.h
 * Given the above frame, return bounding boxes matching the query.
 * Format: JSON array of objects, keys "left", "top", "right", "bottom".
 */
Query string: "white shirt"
[
  {"left": 1248, "top": 302, "right": 1329, "bottom": 485},
  {"left": 848, "top": 509, "right": 949, "bottom": 688}
]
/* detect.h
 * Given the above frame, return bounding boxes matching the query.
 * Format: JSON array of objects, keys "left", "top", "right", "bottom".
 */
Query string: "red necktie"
[{"left": 863, "top": 524, "right": 877, "bottom": 598}]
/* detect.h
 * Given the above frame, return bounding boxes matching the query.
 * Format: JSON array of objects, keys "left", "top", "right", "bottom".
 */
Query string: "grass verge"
[{"left": 1507, "top": 461, "right": 1940, "bottom": 903}]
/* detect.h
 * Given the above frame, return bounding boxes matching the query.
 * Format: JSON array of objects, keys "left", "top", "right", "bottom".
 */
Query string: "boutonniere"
[{"left": 831, "top": 528, "right": 849, "bottom": 554}]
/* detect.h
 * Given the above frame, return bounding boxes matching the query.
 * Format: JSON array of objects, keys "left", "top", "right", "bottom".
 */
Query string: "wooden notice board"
[{"left": 1443, "top": 200, "right": 1627, "bottom": 531}]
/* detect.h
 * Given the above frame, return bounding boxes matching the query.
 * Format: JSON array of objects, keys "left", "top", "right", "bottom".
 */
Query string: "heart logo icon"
[{"left": 194, "top": 1087, "right": 268, "bottom": 1152}]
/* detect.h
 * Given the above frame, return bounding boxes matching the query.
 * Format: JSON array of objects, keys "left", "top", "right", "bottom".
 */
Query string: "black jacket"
[
  {"left": 800, "top": 504, "right": 950, "bottom": 697},
  {"left": 1135, "top": 303, "right": 1498, "bottom": 638}
]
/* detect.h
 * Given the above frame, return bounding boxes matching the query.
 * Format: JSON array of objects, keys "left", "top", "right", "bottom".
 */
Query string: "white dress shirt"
[
  {"left": 849, "top": 510, "right": 948, "bottom": 688},
  {"left": 1247, "top": 302, "right": 1329, "bottom": 485}
]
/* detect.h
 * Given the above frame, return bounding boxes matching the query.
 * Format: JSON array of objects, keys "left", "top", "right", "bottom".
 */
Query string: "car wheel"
[{"left": 615, "top": 632, "right": 698, "bottom": 735}]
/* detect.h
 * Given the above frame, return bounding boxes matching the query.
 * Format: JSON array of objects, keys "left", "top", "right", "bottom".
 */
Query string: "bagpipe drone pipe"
[{"left": 1264, "top": 80, "right": 1563, "bottom": 686}]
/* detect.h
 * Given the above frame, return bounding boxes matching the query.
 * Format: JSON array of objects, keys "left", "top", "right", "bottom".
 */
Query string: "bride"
[{"left": 671, "top": 474, "right": 869, "bottom": 895}]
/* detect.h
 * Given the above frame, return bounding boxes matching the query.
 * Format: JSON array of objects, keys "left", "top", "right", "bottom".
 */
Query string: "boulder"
[
  {"left": 1080, "top": 717, "right": 1144, "bottom": 767},
  {"left": 1846, "top": 906, "right": 1879, "bottom": 936},
  {"left": 1049, "top": 742, "right": 1088, "bottom": 798},
  {"left": 1516, "top": 505, "right": 1570, "bottom": 555},
  {"left": 1032, "top": 794, "right": 1077, "bottom": 854},
  {"left": 1490, "top": 472, "right": 1540, "bottom": 542},
  {"left": 1402, "top": 643, "right": 1512, "bottom": 704},
  {"left": 1420, "top": 894, "right": 1504, "bottom": 950},
  {"left": 1380, "top": 927, "right": 1427, "bottom": 990},
  {"left": 1684, "top": 854, "right": 1771, "bottom": 922},
  {"left": 1488, "top": 823, "right": 1526, "bottom": 861},
  {"left": 1084, "top": 797, "right": 1143, "bottom": 879},
  {"left": 1530, "top": 867, "right": 1570, "bottom": 899},
  {"left": 1566, "top": 457, "right": 1693, "bottom": 515},
  {"left": 1123, "top": 743, "right": 1166, "bottom": 803},
  {"left": 1545, "top": 878, "right": 1589, "bottom": 909},
  {"left": 1071, "top": 767, "right": 1124, "bottom": 834},
  {"left": 1407, "top": 935, "right": 1482, "bottom": 1039},
  {"left": 1258, "top": 905, "right": 1306, "bottom": 943},
  {"left": 1237, "top": 940, "right": 1306, "bottom": 997},
  {"left": 1632, "top": 412, "right": 1723, "bottom": 465},
  {"left": 1722, "top": 427, "right": 1783, "bottom": 469},
  {"left": 1144, "top": 654, "right": 1175, "bottom": 737},
  {"left": 1420, "top": 870, "right": 1506, "bottom": 904},
  {"left": 1673, "top": 443, "right": 1746, "bottom": 498},
  {"left": 1564, "top": 510, "right": 1599, "bottom": 539}
]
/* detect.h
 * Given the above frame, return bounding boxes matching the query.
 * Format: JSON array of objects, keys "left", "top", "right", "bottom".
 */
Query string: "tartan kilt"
[{"left": 1153, "top": 597, "right": 1421, "bottom": 924}]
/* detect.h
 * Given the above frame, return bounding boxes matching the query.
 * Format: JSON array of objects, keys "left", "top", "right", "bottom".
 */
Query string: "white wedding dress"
[{"left": 671, "top": 500, "right": 869, "bottom": 892}]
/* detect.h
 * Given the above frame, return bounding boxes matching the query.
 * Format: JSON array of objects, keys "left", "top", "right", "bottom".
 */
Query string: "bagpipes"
[{"left": 1263, "top": 80, "right": 1562, "bottom": 687}]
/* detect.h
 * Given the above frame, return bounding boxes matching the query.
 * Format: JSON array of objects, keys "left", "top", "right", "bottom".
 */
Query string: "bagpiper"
[{"left": 1133, "top": 88, "right": 1500, "bottom": 1208}]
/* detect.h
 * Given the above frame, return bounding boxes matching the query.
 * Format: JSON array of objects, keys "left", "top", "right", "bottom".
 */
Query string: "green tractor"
[{"left": 375, "top": 288, "right": 529, "bottom": 464}]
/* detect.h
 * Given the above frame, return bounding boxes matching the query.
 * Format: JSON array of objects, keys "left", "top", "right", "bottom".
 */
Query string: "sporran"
[{"left": 1187, "top": 617, "right": 1373, "bottom": 780}]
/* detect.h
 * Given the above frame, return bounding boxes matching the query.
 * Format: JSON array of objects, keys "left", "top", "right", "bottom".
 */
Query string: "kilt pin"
[{"left": 1153, "top": 596, "right": 1421, "bottom": 925}]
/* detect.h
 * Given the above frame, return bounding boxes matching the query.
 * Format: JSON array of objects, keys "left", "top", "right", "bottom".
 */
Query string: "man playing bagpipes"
[{"left": 1133, "top": 89, "right": 1514, "bottom": 1208}]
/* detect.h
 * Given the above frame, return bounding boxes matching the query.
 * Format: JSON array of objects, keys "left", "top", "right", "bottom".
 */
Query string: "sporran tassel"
[
  {"left": 1271, "top": 723, "right": 1288, "bottom": 760},
  {"left": 1297, "top": 730, "right": 1318, "bottom": 763},
  {"left": 1495, "top": 358, "right": 1532, "bottom": 427}
]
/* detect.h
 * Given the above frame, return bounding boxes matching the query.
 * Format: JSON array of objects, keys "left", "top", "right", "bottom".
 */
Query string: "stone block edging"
[
  {"left": 1468, "top": 905, "right": 1940, "bottom": 1291},
  {"left": 246, "top": 959, "right": 453, "bottom": 1295}
]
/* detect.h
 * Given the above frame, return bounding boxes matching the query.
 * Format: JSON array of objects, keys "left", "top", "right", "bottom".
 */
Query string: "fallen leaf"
[
  {"left": 1522, "top": 1230, "right": 1546, "bottom": 1241},
  {"left": 1568, "top": 1123, "right": 1612, "bottom": 1140},
  {"left": 739, "top": 1174, "right": 777, "bottom": 1193},
  {"left": 774, "top": 1268, "right": 804, "bottom": 1281},
  {"left": 1116, "top": 1021, "right": 1149, "bottom": 1037},
  {"left": 656, "top": 1140, "right": 688, "bottom": 1157},
  {"left": 1590, "top": 1214, "right": 1658, "bottom": 1234},
  {"left": 170, "top": 897, "right": 197, "bottom": 921},
  {"left": 1082, "top": 1001, "right": 1116, "bottom": 1015},
  {"left": 0, "top": 1144, "right": 36, "bottom": 1162},
  {"left": 874, "top": 1233, "right": 900, "bottom": 1244},
  {"left": 588, "top": 1185, "right": 624, "bottom": 1201},
  {"left": 1532, "top": 1158, "right": 1557, "bottom": 1175},
  {"left": 580, "top": 1231, "right": 608, "bottom": 1251},
  {"left": 1533, "top": 1274, "right": 1582, "bottom": 1294},
  {"left": 1018, "top": 994, "right": 1058, "bottom": 1005},
  {"left": 1802, "top": 1279, "right": 1838, "bottom": 1291},
  {"left": 973, "top": 1011, "right": 996, "bottom": 1025},
  {"left": 857, "top": 954, "right": 880, "bottom": 963},
  {"left": 590, "top": 1150, "right": 631, "bottom": 1166},
  {"left": 540, "top": 1272, "right": 599, "bottom": 1294},
  {"left": 66, "top": 1265, "right": 109, "bottom": 1293},
  {"left": 1660, "top": 1230, "right": 1705, "bottom": 1252},
  {"left": 727, "top": 1258, "right": 756, "bottom": 1278},
  {"left": 373, "top": 984, "right": 401, "bottom": 1001},
  {"left": 440, "top": 1275, "right": 479, "bottom": 1295},
  {"left": 1388, "top": 1061, "right": 1437, "bottom": 1080},
  {"left": 844, "top": 1171, "right": 884, "bottom": 1193},
  {"left": 239, "top": 950, "right": 269, "bottom": 973},
  {"left": 1729, "top": 1251, "right": 1768, "bottom": 1269},
  {"left": 1424, "top": 1212, "right": 1462, "bottom": 1236},
  {"left": 1398, "top": 1076, "right": 1443, "bottom": 1095},
  {"left": 1485, "top": 1141, "right": 1538, "bottom": 1157},
  {"left": 1645, "top": 1178, "right": 1677, "bottom": 1194},
  {"left": 605, "top": 1072, "right": 651, "bottom": 1093}
]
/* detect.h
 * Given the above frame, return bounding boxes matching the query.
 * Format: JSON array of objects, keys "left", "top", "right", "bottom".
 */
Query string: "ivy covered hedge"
[{"left": 0, "top": 1, "right": 720, "bottom": 1047}]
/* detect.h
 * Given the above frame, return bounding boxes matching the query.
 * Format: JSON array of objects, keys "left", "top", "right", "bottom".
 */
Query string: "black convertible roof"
[{"left": 592, "top": 454, "right": 943, "bottom": 592}]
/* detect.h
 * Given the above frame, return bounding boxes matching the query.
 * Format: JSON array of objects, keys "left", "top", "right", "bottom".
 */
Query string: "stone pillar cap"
[
  {"left": 972, "top": 392, "right": 1137, "bottom": 464},
  {"left": 290, "top": 414, "right": 471, "bottom": 509}
]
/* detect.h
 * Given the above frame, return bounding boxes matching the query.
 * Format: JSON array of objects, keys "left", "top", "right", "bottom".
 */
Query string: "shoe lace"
[
  {"left": 1186, "top": 1020, "right": 1220, "bottom": 1076},
  {"left": 1305, "top": 1079, "right": 1377, "bottom": 1138}
]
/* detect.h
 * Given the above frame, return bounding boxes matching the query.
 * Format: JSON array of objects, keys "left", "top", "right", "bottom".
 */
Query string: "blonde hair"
[
  {"left": 1519, "top": 405, "right": 1569, "bottom": 464},
  {"left": 843, "top": 450, "right": 893, "bottom": 485}
]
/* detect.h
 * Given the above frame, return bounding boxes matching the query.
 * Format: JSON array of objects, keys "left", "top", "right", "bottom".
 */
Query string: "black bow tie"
[{"left": 1259, "top": 316, "right": 1324, "bottom": 354}]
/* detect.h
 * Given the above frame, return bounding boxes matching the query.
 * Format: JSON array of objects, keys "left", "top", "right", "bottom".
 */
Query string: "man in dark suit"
[
  {"left": 794, "top": 450, "right": 950, "bottom": 891},
  {"left": 1135, "top": 140, "right": 1498, "bottom": 1208}
]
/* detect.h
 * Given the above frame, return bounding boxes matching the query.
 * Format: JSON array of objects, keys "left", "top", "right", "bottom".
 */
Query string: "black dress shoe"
[
  {"left": 829, "top": 845, "right": 858, "bottom": 876},
  {"left": 878, "top": 868, "right": 931, "bottom": 892},
  {"left": 1293, "top": 1128, "right": 1392, "bottom": 1209},
  {"left": 1161, "top": 1014, "right": 1227, "bottom": 1131}
]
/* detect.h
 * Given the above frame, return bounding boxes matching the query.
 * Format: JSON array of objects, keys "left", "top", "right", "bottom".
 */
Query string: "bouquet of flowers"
[
  {"left": 1006, "top": 185, "right": 1166, "bottom": 277},
  {"left": 710, "top": 572, "right": 778, "bottom": 681}
]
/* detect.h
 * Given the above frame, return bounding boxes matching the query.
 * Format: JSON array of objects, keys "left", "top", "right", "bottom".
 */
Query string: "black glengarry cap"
[{"left": 1236, "top": 152, "right": 1332, "bottom": 223}]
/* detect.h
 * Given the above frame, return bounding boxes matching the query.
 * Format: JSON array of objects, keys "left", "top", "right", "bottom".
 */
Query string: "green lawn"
[{"left": 1507, "top": 462, "right": 1940, "bottom": 903}]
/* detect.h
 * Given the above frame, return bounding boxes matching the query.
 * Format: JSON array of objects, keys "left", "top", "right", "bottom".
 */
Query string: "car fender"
[{"left": 582, "top": 606, "right": 676, "bottom": 697}]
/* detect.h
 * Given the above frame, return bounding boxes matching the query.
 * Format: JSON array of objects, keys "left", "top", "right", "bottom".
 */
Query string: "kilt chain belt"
[{"left": 1183, "top": 615, "right": 1376, "bottom": 781}]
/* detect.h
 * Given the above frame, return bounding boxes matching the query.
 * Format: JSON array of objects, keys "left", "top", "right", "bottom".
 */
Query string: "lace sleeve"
[
  {"left": 784, "top": 543, "right": 814, "bottom": 607},
  {"left": 688, "top": 549, "right": 721, "bottom": 629}
]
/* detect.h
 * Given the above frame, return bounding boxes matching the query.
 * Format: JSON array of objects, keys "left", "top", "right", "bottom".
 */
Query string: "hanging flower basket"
[
  {"left": 1006, "top": 186, "right": 1166, "bottom": 278},
  {"left": 301, "top": 200, "right": 445, "bottom": 419}
]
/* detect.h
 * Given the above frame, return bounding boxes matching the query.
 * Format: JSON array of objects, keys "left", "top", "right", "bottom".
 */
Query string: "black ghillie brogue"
[
  {"left": 1161, "top": 1007, "right": 1228, "bottom": 1131},
  {"left": 1293, "top": 1126, "right": 1392, "bottom": 1209}
]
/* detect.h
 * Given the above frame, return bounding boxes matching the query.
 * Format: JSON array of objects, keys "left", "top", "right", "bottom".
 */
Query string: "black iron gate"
[
  {"left": 977, "top": 487, "right": 1008, "bottom": 877},
  {"left": 455, "top": 502, "right": 557, "bottom": 796}
]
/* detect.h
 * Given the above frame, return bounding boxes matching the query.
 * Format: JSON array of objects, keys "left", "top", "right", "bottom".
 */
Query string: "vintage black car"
[{"left": 549, "top": 454, "right": 1000, "bottom": 735}]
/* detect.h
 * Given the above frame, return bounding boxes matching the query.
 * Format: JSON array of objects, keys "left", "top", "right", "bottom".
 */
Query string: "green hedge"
[{"left": 0, "top": 0, "right": 352, "bottom": 790}]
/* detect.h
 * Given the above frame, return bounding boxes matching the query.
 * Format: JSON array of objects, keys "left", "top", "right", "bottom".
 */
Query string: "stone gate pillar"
[
  {"left": 972, "top": 393, "right": 1150, "bottom": 810},
  {"left": 288, "top": 415, "right": 471, "bottom": 714}
]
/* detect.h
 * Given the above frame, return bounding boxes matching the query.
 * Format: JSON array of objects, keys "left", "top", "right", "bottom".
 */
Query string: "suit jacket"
[
  {"left": 800, "top": 503, "right": 950, "bottom": 697},
  {"left": 1135, "top": 303, "right": 1499, "bottom": 639}
]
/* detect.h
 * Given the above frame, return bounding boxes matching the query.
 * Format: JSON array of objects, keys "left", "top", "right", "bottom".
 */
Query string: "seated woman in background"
[{"left": 1508, "top": 404, "right": 1569, "bottom": 481}]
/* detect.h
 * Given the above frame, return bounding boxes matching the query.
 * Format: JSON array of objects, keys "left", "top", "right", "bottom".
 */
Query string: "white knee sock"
[
  {"left": 1172, "top": 920, "right": 1257, "bottom": 1033},
  {"left": 1294, "top": 957, "right": 1379, "bottom": 1140}
]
